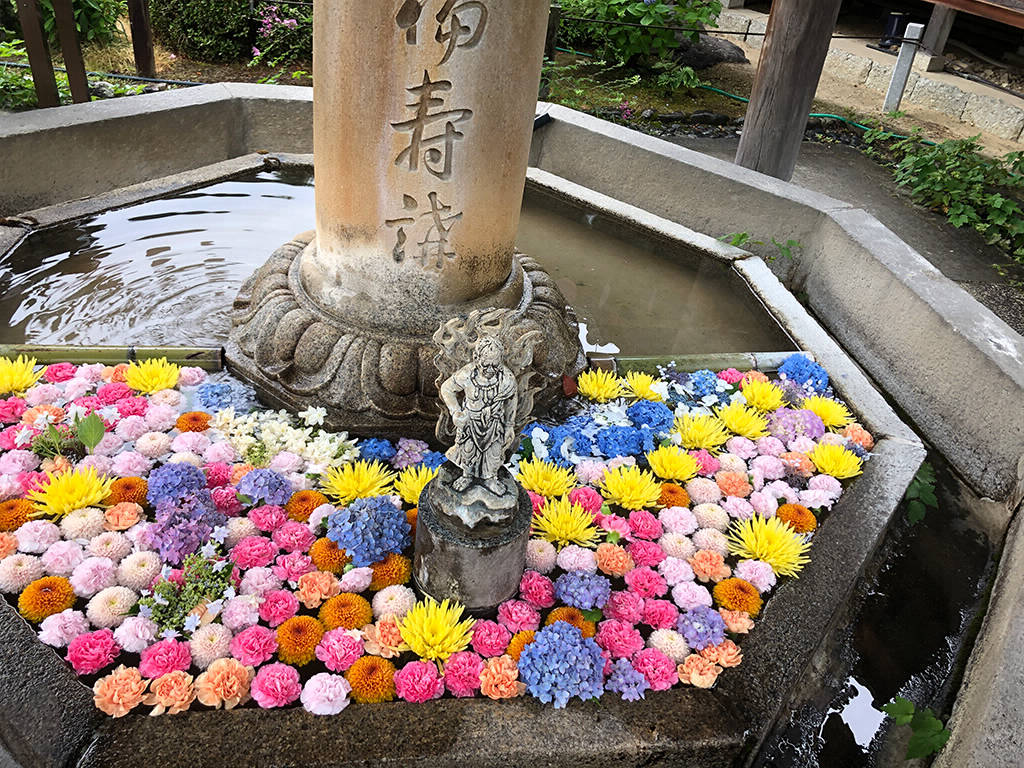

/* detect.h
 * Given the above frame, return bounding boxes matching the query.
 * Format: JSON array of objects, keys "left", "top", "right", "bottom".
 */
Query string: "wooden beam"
[
  {"left": 51, "top": 0, "right": 90, "bottom": 103},
  {"left": 126, "top": 0, "right": 156, "bottom": 78},
  {"left": 14, "top": 0, "right": 59, "bottom": 108},
  {"left": 734, "top": 0, "right": 843, "bottom": 181},
  {"left": 921, "top": 0, "right": 1024, "bottom": 30}
]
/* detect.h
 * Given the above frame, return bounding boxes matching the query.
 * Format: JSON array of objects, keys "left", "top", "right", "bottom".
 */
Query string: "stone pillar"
[{"left": 227, "top": 0, "right": 582, "bottom": 436}]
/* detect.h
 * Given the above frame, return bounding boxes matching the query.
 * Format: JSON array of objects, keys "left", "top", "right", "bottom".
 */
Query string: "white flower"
[{"left": 299, "top": 406, "right": 327, "bottom": 426}]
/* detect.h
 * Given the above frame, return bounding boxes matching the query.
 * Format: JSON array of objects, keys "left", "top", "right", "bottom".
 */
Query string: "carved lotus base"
[{"left": 225, "top": 232, "right": 584, "bottom": 439}]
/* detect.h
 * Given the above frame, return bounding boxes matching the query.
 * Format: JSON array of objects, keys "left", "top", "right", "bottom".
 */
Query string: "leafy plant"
[
  {"left": 150, "top": 0, "right": 252, "bottom": 61},
  {"left": 882, "top": 696, "right": 951, "bottom": 759},
  {"left": 904, "top": 461, "right": 938, "bottom": 525},
  {"left": 541, "top": 58, "right": 640, "bottom": 112},
  {"left": 5, "top": 0, "right": 126, "bottom": 47},
  {"left": 651, "top": 60, "right": 700, "bottom": 94},
  {"left": 249, "top": 2, "right": 312, "bottom": 67},
  {"left": 720, "top": 232, "right": 802, "bottom": 261}
]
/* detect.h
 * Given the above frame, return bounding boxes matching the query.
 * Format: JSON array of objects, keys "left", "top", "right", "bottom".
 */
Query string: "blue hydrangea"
[
  {"left": 359, "top": 438, "right": 396, "bottom": 463},
  {"left": 595, "top": 425, "right": 646, "bottom": 458},
  {"left": 554, "top": 571, "right": 611, "bottom": 610},
  {"left": 196, "top": 381, "right": 233, "bottom": 411},
  {"left": 778, "top": 353, "right": 829, "bottom": 394},
  {"left": 236, "top": 468, "right": 292, "bottom": 506},
  {"left": 147, "top": 463, "right": 208, "bottom": 506},
  {"left": 326, "top": 495, "right": 411, "bottom": 567},
  {"left": 517, "top": 621, "right": 605, "bottom": 708},
  {"left": 676, "top": 606, "right": 726, "bottom": 650},
  {"left": 606, "top": 657, "right": 650, "bottom": 701},
  {"left": 626, "top": 400, "right": 674, "bottom": 434},
  {"left": 143, "top": 490, "right": 224, "bottom": 566},
  {"left": 546, "top": 422, "right": 594, "bottom": 467},
  {"left": 421, "top": 451, "right": 447, "bottom": 470},
  {"left": 689, "top": 369, "right": 721, "bottom": 399}
]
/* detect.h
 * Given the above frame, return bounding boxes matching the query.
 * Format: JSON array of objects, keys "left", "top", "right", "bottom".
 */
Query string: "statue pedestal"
[{"left": 413, "top": 464, "right": 531, "bottom": 614}]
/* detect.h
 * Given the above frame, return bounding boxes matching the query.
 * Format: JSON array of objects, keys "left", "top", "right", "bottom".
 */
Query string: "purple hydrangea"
[
  {"left": 517, "top": 621, "right": 605, "bottom": 708},
  {"left": 359, "top": 438, "right": 395, "bottom": 464},
  {"left": 326, "top": 496, "right": 410, "bottom": 567},
  {"left": 554, "top": 571, "right": 611, "bottom": 611},
  {"left": 606, "top": 657, "right": 650, "bottom": 701},
  {"left": 767, "top": 408, "right": 825, "bottom": 444},
  {"left": 142, "top": 491, "right": 225, "bottom": 566},
  {"left": 676, "top": 606, "right": 726, "bottom": 651},
  {"left": 391, "top": 438, "right": 429, "bottom": 469},
  {"left": 236, "top": 468, "right": 292, "bottom": 506},
  {"left": 146, "top": 463, "right": 208, "bottom": 506}
]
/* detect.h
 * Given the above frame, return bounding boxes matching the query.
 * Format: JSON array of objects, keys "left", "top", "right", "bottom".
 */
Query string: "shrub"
[
  {"left": 4, "top": 0, "right": 125, "bottom": 47},
  {"left": 250, "top": 3, "right": 312, "bottom": 67},
  {"left": 150, "top": 0, "right": 251, "bottom": 61}
]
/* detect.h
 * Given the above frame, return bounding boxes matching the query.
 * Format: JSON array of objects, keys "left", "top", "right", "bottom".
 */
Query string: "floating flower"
[
  {"left": 93, "top": 665, "right": 147, "bottom": 717},
  {"left": 576, "top": 369, "right": 624, "bottom": 402},
  {"left": 727, "top": 516, "right": 811, "bottom": 577},
  {"left": 369, "top": 552, "right": 411, "bottom": 590},
  {"left": 0, "top": 498, "right": 33, "bottom": 532},
  {"left": 677, "top": 654, "right": 721, "bottom": 688},
  {"left": 689, "top": 550, "right": 731, "bottom": 583},
  {"left": 144, "top": 670, "right": 195, "bottom": 715},
  {"left": 139, "top": 638, "right": 191, "bottom": 679},
  {"left": 0, "top": 356, "right": 43, "bottom": 397},
  {"left": 807, "top": 443, "right": 863, "bottom": 479},
  {"left": 715, "top": 401, "right": 769, "bottom": 440},
  {"left": 316, "top": 628, "right": 364, "bottom": 672},
  {"left": 631, "top": 647, "right": 677, "bottom": 691},
  {"left": 28, "top": 468, "right": 113, "bottom": 519},
  {"left": 623, "top": 371, "right": 664, "bottom": 402},
  {"left": 399, "top": 597, "right": 475, "bottom": 662},
  {"left": 175, "top": 412, "right": 211, "bottom": 433},
  {"left": 194, "top": 657, "right": 253, "bottom": 710},
  {"left": 443, "top": 650, "right": 483, "bottom": 698},
  {"left": 776, "top": 503, "right": 817, "bottom": 533},
  {"left": 301, "top": 672, "right": 352, "bottom": 715},
  {"left": 276, "top": 616, "right": 325, "bottom": 666},
  {"left": 285, "top": 489, "right": 328, "bottom": 522},
  {"left": 517, "top": 621, "right": 605, "bottom": 707},
  {"left": 480, "top": 654, "right": 526, "bottom": 699},
  {"left": 326, "top": 496, "right": 409, "bottom": 567},
  {"left": 700, "top": 638, "right": 743, "bottom": 668},
  {"left": 251, "top": 662, "right": 302, "bottom": 709},
  {"left": 67, "top": 628, "right": 121, "bottom": 675},
  {"left": 18, "top": 576, "right": 75, "bottom": 623},
  {"left": 230, "top": 625, "right": 278, "bottom": 667},
  {"left": 600, "top": 465, "right": 661, "bottom": 511},
  {"left": 319, "top": 593, "right": 372, "bottom": 630},
  {"left": 802, "top": 395, "right": 854, "bottom": 431},
  {"left": 646, "top": 445, "right": 699, "bottom": 483},
  {"left": 506, "top": 630, "right": 536, "bottom": 661},
  {"left": 345, "top": 655, "right": 396, "bottom": 703},
  {"left": 516, "top": 458, "right": 575, "bottom": 498},
  {"left": 393, "top": 464, "right": 438, "bottom": 506},
  {"left": 472, "top": 619, "right": 512, "bottom": 657},
  {"left": 673, "top": 414, "right": 730, "bottom": 453},
  {"left": 309, "top": 537, "right": 351, "bottom": 574},
  {"left": 362, "top": 615, "right": 408, "bottom": 658},
  {"left": 719, "top": 609, "right": 754, "bottom": 634},
  {"left": 594, "top": 542, "right": 634, "bottom": 578},
  {"left": 124, "top": 358, "right": 180, "bottom": 394},
  {"left": 712, "top": 577, "right": 763, "bottom": 617},
  {"left": 658, "top": 484, "right": 690, "bottom": 509},
  {"left": 606, "top": 657, "right": 650, "bottom": 701},
  {"left": 544, "top": 606, "right": 596, "bottom": 638},
  {"left": 554, "top": 571, "right": 611, "bottom": 611},
  {"left": 321, "top": 460, "right": 396, "bottom": 505},
  {"left": 740, "top": 378, "right": 785, "bottom": 412},
  {"left": 531, "top": 495, "right": 599, "bottom": 550}
]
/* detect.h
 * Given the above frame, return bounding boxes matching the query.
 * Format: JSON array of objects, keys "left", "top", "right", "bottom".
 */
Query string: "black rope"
[{"left": 0, "top": 61, "right": 204, "bottom": 87}]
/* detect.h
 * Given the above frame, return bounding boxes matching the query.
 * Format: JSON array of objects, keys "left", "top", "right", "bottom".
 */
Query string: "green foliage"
[
  {"left": 541, "top": 58, "right": 640, "bottom": 112},
  {"left": 137, "top": 551, "right": 234, "bottom": 632},
  {"left": 75, "top": 412, "right": 106, "bottom": 451},
  {"left": 31, "top": 424, "right": 83, "bottom": 461},
  {"left": 904, "top": 461, "right": 938, "bottom": 525},
  {"left": 4, "top": 0, "right": 126, "bottom": 47},
  {"left": 720, "top": 232, "right": 802, "bottom": 261},
  {"left": 249, "top": 2, "right": 312, "bottom": 68},
  {"left": 559, "top": 0, "right": 721, "bottom": 65},
  {"left": 150, "top": 0, "right": 252, "bottom": 61},
  {"left": 651, "top": 60, "right": 700, "bottom": 94},
  {"left": 882, "top": 697, "right": 951, "bottom": 759}
]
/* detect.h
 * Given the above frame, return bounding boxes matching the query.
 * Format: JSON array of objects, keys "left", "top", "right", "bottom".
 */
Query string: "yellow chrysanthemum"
[
  {"left": 600, "top": 465, "right": 662, "bottom": 511},
  {"left": 741, "top": 379, "right": 785, "bottom": 412},
  {"left": 727, "top": 516, "right": 811, "bottom": 577},
  {"left": 0, "top": 355, "right": 43, "bottom": 397},
  {"left": 802, "top": 396, "right": 854, "bottom": 431},
  {"left": 645, "top": 445, "right": 699, "bottom": 483},
  {"left": 28, "top": 468, "right": 113, "bottom": 519},
  {"left": 807, "top": 443, "right": 863, "bottom": 479},
  {"left": 673, "top": 413, "right": 731, "bottom": 453},
  {"left": 398, "top": 597, "right": 475, "bottom": 663},
  {"left": 576, "top": 369, "right": 625, "bottom": 403},
  {"left": 393, "top": 464, "right": 438, "bottom": 506},
  {"left": 623, "top": 371, "right": 665, "bottom": 402},
  {"left": 321, "top": 460, "right": 396, "bottom": 505},
  {"left": 532, "top": 496, "right": 600, "bottom": 550},
  {"left": 715, "top": 401, "right": 769, "bottom": 440},
  {"left": 124, "top": 357, "right": 180, "bottom": 394},
  {"left": 516, "top": 458, "right": 575, "bottom": 498}
]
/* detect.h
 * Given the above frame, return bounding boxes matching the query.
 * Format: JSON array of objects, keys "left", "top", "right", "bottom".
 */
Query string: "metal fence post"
[{"left": 883, "top": 22, "right": 925, "bottom": 113}]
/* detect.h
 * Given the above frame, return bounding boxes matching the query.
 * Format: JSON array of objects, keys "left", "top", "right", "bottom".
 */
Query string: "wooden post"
[
  {"left": 545, "top": 3, "right": 561, "bottom": 61},
  {"left": 734, "top": 0, "right": 843, "bottom": 181},
  {"left": 14, "top": 0, "right": 59, "bottom": 108},
  {"left": 126, "top": 0, "right": 156, "bottom": 78},
  {"left": 51, "top": 0, "right": 90, "bottom": 103}
]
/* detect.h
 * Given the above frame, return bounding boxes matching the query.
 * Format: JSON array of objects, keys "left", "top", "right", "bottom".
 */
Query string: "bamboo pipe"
[{"left": 0, "top": 345, "right": 224, "bottom": 371}]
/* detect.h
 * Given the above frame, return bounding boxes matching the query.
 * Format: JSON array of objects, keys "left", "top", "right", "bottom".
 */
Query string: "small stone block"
[{"left": 961, "top": 91, "right": 1024, "bottom": 141}]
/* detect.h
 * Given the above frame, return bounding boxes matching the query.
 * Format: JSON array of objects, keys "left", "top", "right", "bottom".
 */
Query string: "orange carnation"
[
  {"left": 103, "top": 364, "right": 129, "bottom": 383},
  {"left": 741, "top": 370, "right": 769, "bottom": 385},
  {"left": 712, "top": 578, "right": 763, "bottom": 617},
  {"left": 776, "top": 503, "right": 817, "bottom": 534},
  {"left": 319, "top": 593, "right": 372, "bottom": 630},
  {"left": 93, "top": 665, "right": 148, "bottom": 717},
  {"left": 689, "top": 550, "right": 732, "bottom": 583},
  {"left": 230, "top": 463, "right": 255, "bottom": 485},
  {"left": 369, "top": 553, "right": 411, "bottom": 591},
  {"left": 677, "top": 654, "right": 721, "bottom": 688},
  {"left": 345, "top": 655, "right": 396, "bottom": 703},
  {"left": 715, "top": 471, "right": 752, "bottom": 498},
  {"left": 143, "top": 670, "right": 195, "bottom": 715},
  {"left": 276, "top": 616, "right": 325, "bottom": 666},
  {"left": 105, "top": 477, "right": 148, "bottom": 506},
  {"left": 700, "top": 639, "right": 743, "bottom": 668},
  {"left": 285, "top": 490, "right": 328, "bottom": 522},
  {"left": 719, "top": 609, "right": 754, "bottom": 634},
  {"left": 175, "top": 412, "right": 211, "bottom": 433},
  {"left": 105, "top": 502, "right": 143, "bottom": 531},
  {"left": 0, "top": 498, "right": 34, "bottom": 532},
  {"left": 595, "top": 541, "right": 634, "bottom": 578},
  {"left": 194, "top": 658, "right": 253, "bottom": 709},
  {"left": 308, "top": 537, "right": 351, "bottom": 574},
  {"left": 842, "top": 423, "right": 874, "bottom": 451},
  {"left": 22, "top": 404, "right": 65, "bottom": 426},
  {"left": 658, "top": 483, "right": 690, "bottom": 508},
  {"left": 480, "top": 654, "right": 526, "bottom": 699},
  {"left": 780, "top": 451, "right": 815, "bottom": 479},
  {"left": 361, "top": 615, "right": 408, "bottom": 658},
  {"left": 0, "top": 532, "right": 17, "bottom": 560},
  {"left": 296, "top": 570, "right": 341, "bottom": 610}
]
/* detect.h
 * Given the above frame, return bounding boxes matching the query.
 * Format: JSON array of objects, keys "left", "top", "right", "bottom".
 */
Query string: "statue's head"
[{"left": 474, "top": 336, "right": 504, "bottom": 370}]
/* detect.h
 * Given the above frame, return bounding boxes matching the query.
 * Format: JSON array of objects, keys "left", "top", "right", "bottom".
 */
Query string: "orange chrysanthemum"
[
  {"left": 544, "top": 607, "right": 597, "bottom": 638},
  {"left": 308, "top": 537, "right": 351, "bottom": 575},
  {"left": 175, "top": 412, "right": 211, "bottom": 433},
  {"left": 319, "top": 593, "right": 373, "bottom": 631},
  {"left": 230, "top": 464, "right": 255, "bottom": 485},
  {"left": 105, "top": 477, "right": 148, "bottom": 506},
  {"left": 345, "top": 655, "right": 396, "bottom": 703},
  {"left": 776, "top": 503, "right": 817, "bottom": 534},
  {"left": 406, "top": 507, "right": 418, "bottom": 538},
  {"left": 658, "top": 483, "right": 690, "bottom": 508},
  {"left": 276, "top": 616, "right": 325, "bottom": 666},
  {"left": 0, "top": 498, "right": 34, "bottom": 532},
  {"left": 368, "top": 553, "right": 411, "bottom": 591},
  {"left": 18, "top": 576, "right": 75, "bottom": 623},
  {"left": 713, "top": 578, "right": 763, "bottom": 618},
  {"left": 506, "top": 630, "right": 537, "bottom": 662},
  {"left": 284, "top": 490, "right": 328, "bottom": 523}
]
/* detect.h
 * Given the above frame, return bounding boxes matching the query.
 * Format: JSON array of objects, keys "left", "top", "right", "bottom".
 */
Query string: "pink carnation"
[
  {"left": 808, "top": 473, "right": 842, "bottom": 498},
  {"left": 642, "top": 599, "right": 679, "bottom": 629},
  {"left": 671, "top": 581, "right": 712, "bottom": 611},
  {"left": 519, "top": 570, "right": 556, "bottom": 609},
  {"left": 18, "top": 471, "right": 47, "bottom": 494},
  {"left": 249, "top": 505, "right": 287, "bottom": 532},
  {"left": 627, "top": 539, "right": 665, "bottom": 568},
  {"left": 316, "top": 628, "right": 364, "bottom": 672},
  {"left": 716, "top": 368, "right": 744, "bottom": 384},
  {"left": 444, "top": 651, "right": 483, "bottom": 698},
  {"left": 595, "top": 512, "right": 633, "bottom": 541},
  {"left": 144, "top": 404, "right": 178, "bottom": 432},
  {"left": 116, "top": 396, "right": 148, "bottom": 418},
  {"left": 259, "top": 589, "right": 300, "bottom": 627},
  {"left": 721, "top": 496, "right": 754, "bottom": 520},
  {"left": 273, "top": 521, "right": 315, "bottom": 553},
  {"left": 733, "top": 560, "right": 777, "bottom": 593},
  {"left": 632, "top": 647, "right": 677, "bottom": 691},
  {"left": 38, "top": 609, "right": 89, "bottom": 647},
  {"left": 627, "top": 509, "right": 662, "bottom": 540},
  {"left": 595, "top": 619, "right": 644, "bottom": 659},
  {"left": 658, "top": 556, "right": 695, "bottom": 586},
  {"left": 231, "top": 625, "right": 279, "bottom": 666},
  {"left": 269, "top": 451, "right": 303, "bottom": 474},
  {"left": 527, "top": 491, "right": 545, "bottom": 514},
  {"left": 690, "top": 449, "right": 720, "bottom": 476},
  {"left": 0, "top": 449, "right": 40, "bottom": 474},
  {"left": 394, "top": 660, "right": 445, "bottom": 703},
  {"left": 66, "top": 628, "right": 120, "bottom": 675},
  {"left": 337, "top": 566, "right": 373, "bottom": 593},
  {"left": 556, "top": 545, "right": 597, "bottom": 573},
  {"left": 171, "top": 432, "right": 210, "bottom": 455},
  {"left": 44, "top": 362, "right": 77, "bottom": 383},
  {"left": 97, "top": 382, "right": 131, "bottom": 404},
  {"left": 204, "top": 462, "right": 233, "bottom": 488},
  {"left": 230, "top": 536, "right": 279, "bottom": 569},
  {"left": 0, "top": 397, "right": 27, "bottom": 424},
  {"left": 496, "top": 599, "right": 540, "bottom": 633},
  {"left": 470, "top": 619, "right": 511, "bottom": 658},
  {"left": 203, "top": 442, "right": 236, "bottom": 465},
  {"left": 42, "top": 540, "right": 85, "bottom": 576},
  {"left": 725, "top": 436, "right": 758, "bottom": 459},
  {"left": 177, "top": 366, "right": 206, "bottom": 386},
  {"left": 624, "top": 566, "right": 667, "bottom": 598},
  {"left": 800, "top": 489, "right": 835, "bottom": 509},
  {"left": 569, "top": 486, "right": 604, "bottom": 514},
  {"left": 212, "top": 486, "right": 243, "bottom": 516},
  {"left": 575, "top": 459, "right": 608, "bottom": 485},
  {"left": 603, "top": 590, "right": 644, "bottom": 624},
  {"left": 271, "top": 552, "right": 315, "bottom": 583},
  {"left": 110, "top": 451, "right": 152, "bottom": 477},
  {"left": 114, "top": 415, "right": 148, "bottom": 441},
  {"left": 659, "top": 506, "right": 697, "bottom": 535},
  {"left": 251, "top": 663, "right": 302, "bottom": 708},
  {"left": 91, "top": 432, "right": 124, "bottom": 458},
  {"left": 138, "top": 638, "right": 191, "bottom": 679},
  {"left": 756, "top": 436, "right": 786, "bottom": 457}
]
